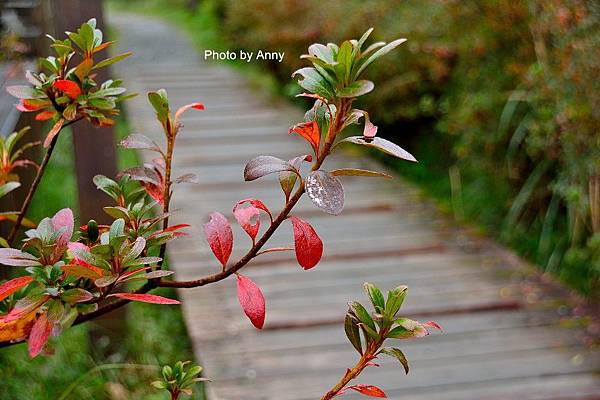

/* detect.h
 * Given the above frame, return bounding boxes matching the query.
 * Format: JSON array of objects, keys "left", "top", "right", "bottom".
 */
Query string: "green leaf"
[
  {"left": 334, "top": 40, "right": 353, "bottom": 84},
  {"left": 0, "top": 182, "right": 21, "bottom": 198},
  {"left": 387, "top": 325, "right": 412, "bottom": 339},
  {"left": 92, "top": 52, "right": 132, "bottom": 70},
  {"left": 330, "top": 168, "right": 391, "bottom": 179},
  {"left": 337, "top": 80, "right": 374, "bottom": 98},
  {"left": 307, "top": 43, "right": 335, "bottom": 64},
  {"left": 6, "top": 86, "right": 45, "bottom": 99},
  {"left": 385, "top": 285, "right": 407, "bottom": 318},
  {"left": 355, "top": 38, "right": 407, "bottom": 78},
  {"left": 363, "top": 282, "right": 385, "bottom": 311},
  {"left": 344, "top": 312, "right": 363, "bottom": 355},
  {"left": 380, "top": 347, "right": 409, "bottom": 374},
  {"left": 292, "top": 67, "right": 335, "bottom": 100},
  {"left": 148, "top": 90, "right": 170, "bottom": 124},
  {"left": 109, "top": 219, "right": 125, "bottom": 242},
  {"left": 350, "top": 301, "right": 376, "bottom": 331}
]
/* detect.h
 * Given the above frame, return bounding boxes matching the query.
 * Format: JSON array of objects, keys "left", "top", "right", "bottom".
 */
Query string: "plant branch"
[{"left": 7, "top": 118, "right": 82, "bottom": 245}]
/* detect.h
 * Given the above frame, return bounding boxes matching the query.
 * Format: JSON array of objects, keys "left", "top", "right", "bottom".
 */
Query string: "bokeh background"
[{"left": 0, "top": 0, "right": 598, "bottom": 399}]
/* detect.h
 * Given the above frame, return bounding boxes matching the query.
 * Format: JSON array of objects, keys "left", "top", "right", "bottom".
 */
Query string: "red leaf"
[
  {"left": 422, "top": 320, "right": 443, "bottom": 331},
  {"left": 233, "top": 203, "right": 260, "bottom": 242},
  {"left": 4, "top": 295, "right": 49, "bottom": 323},
  {"left": 35, "top": 111, "right": 55, "bottom": 121},
  {"left": 163, "top": 224, "right": 191, "bottom": 237},
  {"left": 236, "top": 198, "right": 272, "bottom": 222},
  {"left": 28, "top": 313, "right": 54, "bottom": 358},
  {"left": 290, "top": 216, "right": 323, "bottom": 270},
  {"left": 0, "top": 276, "right": 33, "bottom": 302},
  {"left": 236, "top": 274, "right": 265, "bottom": 329},
  {"left": 203, "top": 212, "right": 233, "bottom": 267},
  {"left": 289, "top": 120, "right": 320, "bottom": 155},
  {"left": 347, "top": 385, "right": 387, "bottom": 398},
  {"left": 17, "top": 99, "right": 46, "bottom": 112},
  {"left": 108, "top": 293, "right": 181, "bottom": 305},
  {"left": 174, "top": 102, "right": 205, "bottom": 123},
  {"left": 43, "top": 118, "right": 65, "bottom": 147},
  {"left": 53, "top": 79, "right": 81, "bottom": 100}
]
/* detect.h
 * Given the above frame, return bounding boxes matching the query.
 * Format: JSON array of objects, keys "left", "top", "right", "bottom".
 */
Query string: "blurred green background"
[{"left": 115, "top": 0, "right": 599, "bottom": 296}]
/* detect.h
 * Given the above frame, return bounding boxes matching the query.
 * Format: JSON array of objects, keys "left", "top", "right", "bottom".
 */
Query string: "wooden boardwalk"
[{"left": 111, "top": 14, "right": 600, "bottom": 400}]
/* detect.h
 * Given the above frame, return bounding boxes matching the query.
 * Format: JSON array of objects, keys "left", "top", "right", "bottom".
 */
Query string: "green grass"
[{"left": 0, "top": 113, "right": 198, "bottom": 400}]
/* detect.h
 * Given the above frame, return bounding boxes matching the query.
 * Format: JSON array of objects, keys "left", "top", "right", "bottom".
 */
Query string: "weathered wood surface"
[{"left": 111, "top": 14, "right": 600, "bottom": 400}]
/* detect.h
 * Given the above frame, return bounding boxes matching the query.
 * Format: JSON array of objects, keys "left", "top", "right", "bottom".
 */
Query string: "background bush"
[{"left": 204, "top": 0, "right": 599, "bottom": 295}]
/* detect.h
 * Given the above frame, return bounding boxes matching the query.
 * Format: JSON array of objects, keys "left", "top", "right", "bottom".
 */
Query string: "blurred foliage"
[{"left": 189, "top": 0, "right": 599, "bottom": 295}]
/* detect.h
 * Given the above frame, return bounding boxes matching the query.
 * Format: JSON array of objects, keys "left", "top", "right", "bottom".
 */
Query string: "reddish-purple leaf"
[
  {"left": 4, "top": 294, "right": 49, "bottom": 323},
  {"left": 28, "top": 313, "right": 54, "bottom": 358},
  {"left": 290, "top": 216, "right": 323, "bottom": 270},
  {"left": 60, "top": 288, "right": 94, "bottom": 304},
  {"left": 119, "top": 134, "right": 161, "bottom": 152},
  {"left": 289, "top": 120, "right": 320, "bottom": 155},
  {"left": 203, "top": 212, "right": 233, "bottom": 267},
  {"left": 347, "top": 385, "right": 387, "bottom": 398},
  {"left": 233, "top": 203, "right": 260, "bottom": 242},
  {"left": 236, "top": 274, "right": 265, "bottom": 329},
  {"left": 52, "top": 208, "right": 74, "bottom": 247},
  {"left": 53, "top": 79, "right": 81, "bottom": 99},
  {"left": 236, "top": 198, "right": 273, "bottom": 222},
  {"left": 0, "top": 248, "right": 40, "bottom": 267},
  {"left": 422, "top": 320, "right": 443, "bottom": 331},
  {"left": 244, "top": 156, "right": 296, "bottom": 182},
  {"left": 108, "top": 293, "right": 181, "bottom": 304},
  {"left": 0, "top": 276, "right": 33, "bottom": 302}
]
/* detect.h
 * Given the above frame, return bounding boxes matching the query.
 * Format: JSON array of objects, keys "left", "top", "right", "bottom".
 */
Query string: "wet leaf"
[
  {"left": 305, "top": 170, "right": 345, "bottom": 215},
  {"left": 28, "top": 313, "right": 54, "bottom": 358},
  {"left": 236, "top": 274, "right": 265, "bottom": 329},
  {"left": 203, "top": 212, "right": 233, "bottom": 267},
  {"left": 108, "top": 292, "right": 180, "bottom": 305},
  {"left": 244, "top": 156, "right": 295, "bottom": 182},
  {"left": 290, "top": 216, "right": 323, "bottom": 270},
  {"left": 330, "top": 168, "right": 391, "bottom": 178},
  {"left": 338, "top": 137, "right": 416, "bottom": 162}
]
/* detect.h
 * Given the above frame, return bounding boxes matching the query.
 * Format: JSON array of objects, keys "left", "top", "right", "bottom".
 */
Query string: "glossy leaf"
[
  {"left": 108, "top": 293, "right": 181, "bottom": 304},
  {"left": 51, "top": 208, "right": 74, "bottom": 247},
  {"left": 363, "top": 283, "right": 385, "bottom": 311},
  {"left": 330, "top": 168, "right": 391, "bottom": 179},
  {"left": 289, "top": 121, "right": 320, "bottom": 155},
  {"left": 305, "top": 170, "right": 345, "bottom": 215},
  {"left": 338, "top": 137, "right": 416, "bottom": 162},
  {"left": 347, "top": 384, "right": 387, "bottom": 398},
  {"left": 289, "top": 216, "right": 323, "bottom": 270},
  {"left": 0, "top": 276, "right": 33, "bottom": 302},
  {"left": 292, "top": 67, "right": 335, "bottom": 99},
  {"left": 203, "top": 212, "right": 233, "bottom": 267},
  {"left": 236, "top": 274, "right": 266, "bottom": 329},
  {"left": 4, "top": 294, "right": 49, "bottom": 323},
  {"left": 61, "top": 288, "right": 94, "bottom": 304},
  {"left": 350, "top": 301, "right": 376, "bottom": 332},
  {"left": 244, "top": 156, "right": 296, "bottom": 182}
]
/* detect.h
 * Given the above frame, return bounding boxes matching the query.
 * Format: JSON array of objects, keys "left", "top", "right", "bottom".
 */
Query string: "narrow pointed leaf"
[
  {"left": 330, "top": 168, "right": 391, "bottom": 178},
  {"left": 43, "top": 118, "right": 65, "bottom": 148},
  {"left": 108, "top": 293, "right": 180, "bottom": 304},
  {"left": 0, "top": 249, "right": 40, "bottom": 267},
  {"left": 0, "top": 276, "right": 33, "bottom": 301},
  {"left": 381, "top": 347, "right": 410, "bottom": 374},
  {"left": 347, "top": 384, "right": 387, "bottom": 398},
  {"left": 339, "top": 137, "right": 416, "bottom": 162},
  {"left": 28, "top": 313, "right": 54, "bottom": 358},
  {"left": 344, "top": 312, "right": 363, "bottom": 354}
]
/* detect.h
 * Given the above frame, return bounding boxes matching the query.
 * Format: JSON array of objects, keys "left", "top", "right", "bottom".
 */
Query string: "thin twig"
[{"left": 7, "top": 118, "right": 82, "bottom": 245}]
